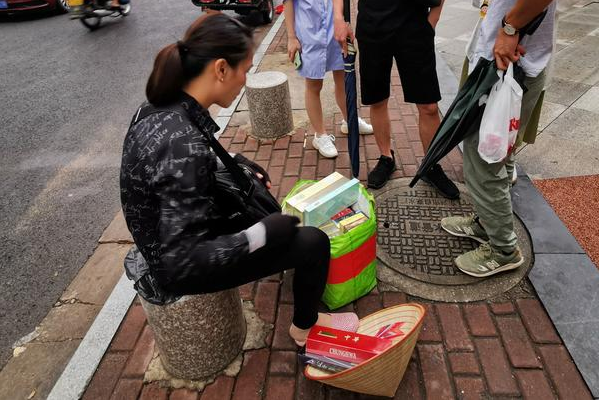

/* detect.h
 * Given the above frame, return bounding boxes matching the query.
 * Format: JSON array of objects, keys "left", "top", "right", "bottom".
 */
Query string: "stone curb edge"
[{"left": 512, "top": 172, "right": 599, "bottom": 398}]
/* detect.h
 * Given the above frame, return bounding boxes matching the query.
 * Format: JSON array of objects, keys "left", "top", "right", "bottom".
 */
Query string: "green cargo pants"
[{"left": 462, "top": 69, "right": 546, "bottom": 253}]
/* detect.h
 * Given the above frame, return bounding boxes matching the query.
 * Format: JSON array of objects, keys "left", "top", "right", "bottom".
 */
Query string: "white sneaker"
[
  {"left": 340, "top": 117, "right": 374, "bottom": 135},
  {"left": 312, "top": 134, "right": 338, "bottom": 158}
]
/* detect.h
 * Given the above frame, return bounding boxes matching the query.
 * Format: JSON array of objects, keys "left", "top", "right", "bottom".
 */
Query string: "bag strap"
[{"left": 130, "top": 102, "right": 254, "bottom": 195}]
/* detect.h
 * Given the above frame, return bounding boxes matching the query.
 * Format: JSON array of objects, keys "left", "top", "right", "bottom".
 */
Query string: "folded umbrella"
[{"left": 343, "top": 0, "right": 360, "bottom": 178}]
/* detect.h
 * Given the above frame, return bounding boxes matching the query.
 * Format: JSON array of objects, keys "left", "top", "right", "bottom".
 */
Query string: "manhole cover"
[{"left": 374, "top": 179, "right": 533, "bottom": 302}]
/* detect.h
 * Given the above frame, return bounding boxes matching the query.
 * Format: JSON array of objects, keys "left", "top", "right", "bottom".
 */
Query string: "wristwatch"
[{"left": 501, "top": 17, "right": 519, "bottom": 36}]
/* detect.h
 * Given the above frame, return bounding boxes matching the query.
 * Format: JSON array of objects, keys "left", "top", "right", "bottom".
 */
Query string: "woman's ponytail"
[
  {"left": 145, "top": 14, "right": 254, "bottom": 107},
  {"left": 146, "top": 43, "right": 186, "bottom": 107}
]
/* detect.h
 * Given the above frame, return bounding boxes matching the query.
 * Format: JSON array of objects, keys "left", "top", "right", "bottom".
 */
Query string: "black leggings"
[{"left": 190, "top": 227, "right": 330, "bottom": 329}]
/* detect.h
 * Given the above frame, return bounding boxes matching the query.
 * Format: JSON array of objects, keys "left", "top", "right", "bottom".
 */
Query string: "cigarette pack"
[
  {"left": 286, "top": 172, "right": 348, "bottom": 217},
  {"left": 306, "top": 326, "right": 393, "bottom": 364},
  {"left": 319, "top": 221, "right": 342, "bottom": 238},
  {"left": 331, "top": 208, "right": 355, "bottom": 222},
  {"left": 302, "top": 178, "right": 360, "bottom": 227},
  {"left": 337, "top": 212, "right": 368, "bottom": 233},
  {"left": 298, "top": 350, "right": 355, "bottom": 373}
]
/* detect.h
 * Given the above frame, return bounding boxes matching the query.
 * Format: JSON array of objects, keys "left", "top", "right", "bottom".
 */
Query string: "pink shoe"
[{"left": 329, "top": 312, "right": 360, "bottom": 332}]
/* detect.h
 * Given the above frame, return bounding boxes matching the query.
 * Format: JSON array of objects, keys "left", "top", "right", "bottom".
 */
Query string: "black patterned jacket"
[{"left": 120, "top": 94, "right": 249, "bottom": 301}]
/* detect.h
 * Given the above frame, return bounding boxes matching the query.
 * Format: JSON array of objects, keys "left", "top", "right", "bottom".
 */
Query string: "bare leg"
[
  {"left": 332, "top": 70, "right": 348, "bottom": 121},
  {"left": 305, "top": 78, "right": 325, "bottom": 134},
  {"left": 416, "top": 103, "right": 440, "bottom": 152},
  {"left": 370, "top": 99, "right": 392, "bottom": 157}
]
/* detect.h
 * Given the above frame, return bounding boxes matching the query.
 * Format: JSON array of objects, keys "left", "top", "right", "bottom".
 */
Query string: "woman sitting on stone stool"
[{"left": 120, "top": 14, "right": 358, "bottom": 347}]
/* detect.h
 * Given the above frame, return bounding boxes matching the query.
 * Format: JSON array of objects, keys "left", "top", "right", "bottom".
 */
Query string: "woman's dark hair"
[{"left": 146, "top": 14, "right": 254, "bottom": 106}]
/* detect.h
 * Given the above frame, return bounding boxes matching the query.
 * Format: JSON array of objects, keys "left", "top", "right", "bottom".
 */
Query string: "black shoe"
[
  {"left": 421, "top": 164, "right": 460, "bottom": 199},
  {"left": 368, "top": 151, "right": 397, "bottom": 189}
]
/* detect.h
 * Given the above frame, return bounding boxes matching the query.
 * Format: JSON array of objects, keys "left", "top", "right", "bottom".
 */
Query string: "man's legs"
[
  {"left": 463, "top": 134, "right": 517, "bottom": 253},
  {"left": 417, "top": 101, "right": 460, "bottom": 199},
  {"left": 448, "top": 132, "right": 524, "bottom": 277},
  {"left": 394, "top": 25, "right": 459, "bottom": 199},
  {"left": 358, "top": 38, "right": 397, "bottom": 188},
  {"left": 370, "top": 99, "right": 392, "bottom": 157},
  {"left": 416, "top": 103, "right": 440, "bottom": 152}
]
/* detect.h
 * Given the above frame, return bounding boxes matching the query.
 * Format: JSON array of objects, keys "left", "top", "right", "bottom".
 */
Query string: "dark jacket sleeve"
[{"left": 151, "top": 118, "right": 250, "bottom": 291}]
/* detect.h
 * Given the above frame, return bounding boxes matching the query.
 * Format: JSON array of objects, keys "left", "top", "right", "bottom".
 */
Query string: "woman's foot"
[
  {"left": 289, "top": 312, "right": 359, "bottom": 346},
  {"left": 340, "top": 117, "right": 374, "bottom": 135},
  {"left": 312, "top": 133, "right": 338, "bottom": 158}
]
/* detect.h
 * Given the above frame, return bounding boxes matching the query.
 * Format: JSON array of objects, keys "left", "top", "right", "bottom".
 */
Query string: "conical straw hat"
[{"left": 305, "top": 303, "right": 426, "bottom": 397}]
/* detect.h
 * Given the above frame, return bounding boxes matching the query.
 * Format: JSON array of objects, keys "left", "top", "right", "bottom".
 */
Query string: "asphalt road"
[{"left": 0, "top": 1, "right": 209, "bottom": 368}]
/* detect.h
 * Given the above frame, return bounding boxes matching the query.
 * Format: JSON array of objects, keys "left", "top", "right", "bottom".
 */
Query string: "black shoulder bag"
[{"left": 131, "top": 102, "right": 281, "bottom": 232}]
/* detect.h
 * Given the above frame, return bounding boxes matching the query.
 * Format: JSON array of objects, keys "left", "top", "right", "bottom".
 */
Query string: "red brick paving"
[
  {"left": 418, "top": 344, "right": 454, "bottom": 399},
  {"left": 139, "top": 382, "right": 169, "bottom": 400},
  {"left": 110, "top": 379, "right": 143, "bottom": 400},
  {"left": 516, "top": 299, "right": 562, "bottom": 344},
  {"left": 200, "top": 376, "right": 235, "bottom": 400},
  {"left": 83, "top": 353, "right": 129, "bottom": 400},
  {"left": 169, "top": 388, "right": 199, "bottom": 400},
  {"left": 448, "top": 352, "right": 480, "bottom": 375},
  {"left": 475, "top": 338, "right": 520, "bottom": 396},
  {"left": 436, "top": 304, "right": 474, "bottom": 351},
  {"left": 81, "top": 11, "right": 593, "bottom": 400}
]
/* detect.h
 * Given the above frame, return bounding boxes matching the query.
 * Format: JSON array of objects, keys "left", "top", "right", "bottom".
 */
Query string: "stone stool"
[
  {"left": 140, "top": 288, "right": 246, "bottom": 380},
  {"left": 246, "top": 71, "right": 294, "bottom": 140}
]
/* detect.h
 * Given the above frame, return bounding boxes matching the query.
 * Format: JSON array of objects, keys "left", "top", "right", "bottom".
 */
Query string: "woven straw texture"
[{"left": 305, "top": 303, "right": 426, "bottom": 397}]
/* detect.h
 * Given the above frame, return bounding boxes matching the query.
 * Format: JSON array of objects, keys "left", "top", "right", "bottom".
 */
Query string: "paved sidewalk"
[{"left": 79, "top": 15, "right": 593, "bottom": 400}]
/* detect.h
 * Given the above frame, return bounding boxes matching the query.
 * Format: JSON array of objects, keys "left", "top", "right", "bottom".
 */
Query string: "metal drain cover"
[{"left": 374, "top": 179, "right": 533, "bottom": 302}]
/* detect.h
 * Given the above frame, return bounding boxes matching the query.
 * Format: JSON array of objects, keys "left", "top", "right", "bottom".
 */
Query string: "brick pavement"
[{"left": 81, "top": 13, "right": 593, "bottom": 400}]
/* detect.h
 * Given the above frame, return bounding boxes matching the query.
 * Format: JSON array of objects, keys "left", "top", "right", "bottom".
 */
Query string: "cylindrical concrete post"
[
  {"left": 140, "top": 289, "right": 246, "bottom": 380},
  {"left": 246, "top": 71, "right": 294, "bottom": 140}
]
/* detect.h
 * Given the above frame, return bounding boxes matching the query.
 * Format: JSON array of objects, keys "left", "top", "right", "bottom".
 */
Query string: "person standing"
[
  {"left": 332, "top": 0, "right": 459, "bottom": 198},
  {"left": 284, "top": 0, "right": 373, "bottom": 159},
  {"left": 441, "top": 0, "right": 556, "bottom": 277}
]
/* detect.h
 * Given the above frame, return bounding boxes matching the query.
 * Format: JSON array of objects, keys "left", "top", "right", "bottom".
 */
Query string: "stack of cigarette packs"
[
  {"left": 285, "top": 172, "right": 360, "bottom": 228},
  {"left": 285, "top": 172, "right": 371, "bottom": 237},
  {"left": 299, "top": 322, "right": 407, "bottom": 373}
]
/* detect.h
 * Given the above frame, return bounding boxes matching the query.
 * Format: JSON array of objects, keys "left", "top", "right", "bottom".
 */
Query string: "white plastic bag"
[{"left": 478, "top": 63, "right": 523, "bottom": 163}]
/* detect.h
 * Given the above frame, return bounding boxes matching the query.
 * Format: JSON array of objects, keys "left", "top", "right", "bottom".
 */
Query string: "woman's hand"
[
  {"left": 287, "top": 36, "right": 301, "bottom": 62},
  {"left": 233, "top": 154, "right": 272, "bottom": 189}
]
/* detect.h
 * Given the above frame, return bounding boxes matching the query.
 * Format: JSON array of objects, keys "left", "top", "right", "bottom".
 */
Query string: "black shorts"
[{"left": 358, "top": 20, "right": 441, "bottom": 106}]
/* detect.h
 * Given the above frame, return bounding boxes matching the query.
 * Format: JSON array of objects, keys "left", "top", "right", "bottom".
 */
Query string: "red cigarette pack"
[{"left": 306, "top": 326, "right": 393, "bottom": 364}]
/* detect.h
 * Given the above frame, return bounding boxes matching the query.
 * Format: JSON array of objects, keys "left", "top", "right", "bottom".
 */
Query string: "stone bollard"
[
  {"left": 246, "top": 71, "right": 294, "bottom": 140},
  {"left": 140, "top": 289, "right": 246, "bottom": 380}
]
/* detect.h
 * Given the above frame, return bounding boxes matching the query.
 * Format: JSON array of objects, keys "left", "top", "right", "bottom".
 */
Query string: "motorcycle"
[{"left": 68, "top": 0, "right": 131, "bottom": 31}]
